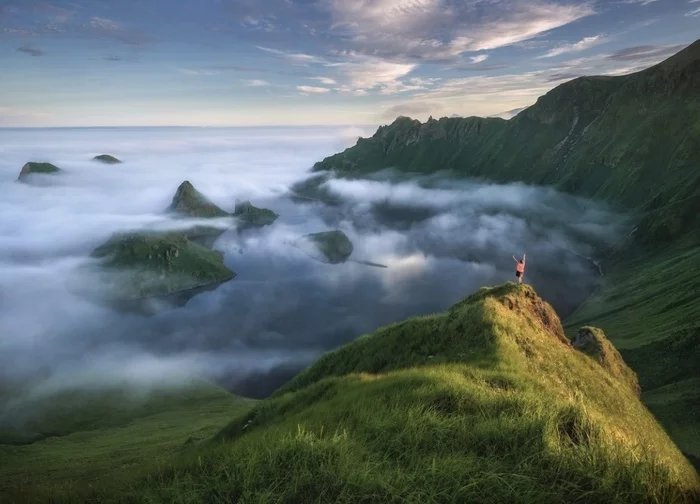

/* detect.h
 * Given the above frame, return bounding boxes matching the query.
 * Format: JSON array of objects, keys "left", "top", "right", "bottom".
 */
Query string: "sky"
[{"left": 0, "top": 0, "right": 698, "bottom": 127}]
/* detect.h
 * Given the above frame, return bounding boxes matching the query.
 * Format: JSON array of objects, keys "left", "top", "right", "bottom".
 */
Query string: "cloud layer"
[{"left": 0, "top": 127, "right": 627, "bottom": 413}]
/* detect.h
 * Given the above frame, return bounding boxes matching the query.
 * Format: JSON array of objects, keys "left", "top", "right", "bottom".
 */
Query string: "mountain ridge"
[{"left": 312, "top": 39, "right": 700, "bottom": 243}]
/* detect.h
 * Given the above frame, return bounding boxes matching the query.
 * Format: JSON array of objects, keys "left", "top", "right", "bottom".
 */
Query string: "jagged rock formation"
[
  {"left": 16, "top": 162, "right": 61, "bottom": 183},
  {"left": 233, "top": 200, "right": 279, "bottom": 229},
  {"left": 166, "top": 181, "right": 231, "bottom": 248},
  {"left": 167, "top": 181, "right": 229, "bottom": 218},
  {"left": 92, "top": 154, "right": 122, "bottom": 164},
  {"left": 295, "top": 230, "right": 354, "bottom": 264}
]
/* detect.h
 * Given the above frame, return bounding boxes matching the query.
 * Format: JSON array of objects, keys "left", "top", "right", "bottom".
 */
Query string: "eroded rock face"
[
  {"left": 16, "top": 162, "right": 61, "bottom": 183},
  {"left": 93, "top": 154, "right": 122, "bottom": 164}
]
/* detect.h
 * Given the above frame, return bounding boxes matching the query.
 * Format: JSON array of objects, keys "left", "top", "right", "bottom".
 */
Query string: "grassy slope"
[
  {"left": 307, "top": 40, "right": 700, "bottom": 462},
  {"left": 0, "top": 381, "right": 255, "bottom": 502},
  {"left": 33, "top": 283, "right": 697, "bottom": 503},
  {"left": 565, "top": 235, "right": 700, "bottom": 463}
]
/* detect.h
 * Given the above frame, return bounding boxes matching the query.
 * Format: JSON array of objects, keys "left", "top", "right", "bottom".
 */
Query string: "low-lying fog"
[{"left": 0, "top": 126, "right": 629, "bottom": 407}]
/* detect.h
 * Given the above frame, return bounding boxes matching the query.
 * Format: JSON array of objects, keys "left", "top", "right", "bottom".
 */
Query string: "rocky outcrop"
[
  {"left": 233, "top": 200, "right": 279, "bottom": 229},
  {"left": 166, "top": 181, "right": 231, "bottom": 247},
  {"left": 16, "top": 162, "right": 61, "bottom": 183},
  {"left": 82, "top": 230, "right": 235, "bottom": 314},
  {"left": 295, "top": 230, "right": 354, "bottom": 264},
  {"left": 93, "top": 154, "right": 122, "bottom": 164},
  {"left": 573, "top": 326, "right": 641, "bottom": 395}
]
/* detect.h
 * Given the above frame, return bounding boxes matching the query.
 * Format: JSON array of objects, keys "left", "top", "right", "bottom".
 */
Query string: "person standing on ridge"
[{"left": 513, "top": 254, "right": 526, "bottom": 284}]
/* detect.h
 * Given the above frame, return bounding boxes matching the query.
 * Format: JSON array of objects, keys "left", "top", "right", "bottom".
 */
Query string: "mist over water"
[{"left": 0, "top": 126, "right": 628, "bottom": 404}]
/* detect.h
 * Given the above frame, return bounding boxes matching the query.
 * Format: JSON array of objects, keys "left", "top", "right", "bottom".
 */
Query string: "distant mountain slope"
[{"left": 314, "top": 39, "right": 700, "bottom": 243}]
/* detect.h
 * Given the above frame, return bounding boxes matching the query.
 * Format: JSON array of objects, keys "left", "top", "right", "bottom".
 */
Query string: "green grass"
[
  {"left": 11, "top": 283, "right": 696, "bottom": 503},
  {"left": 0, "top": 380, "right": 255, "bottom": 502},
  {"left": 565, "top": 235, "right": 700, "bottom": 463}
]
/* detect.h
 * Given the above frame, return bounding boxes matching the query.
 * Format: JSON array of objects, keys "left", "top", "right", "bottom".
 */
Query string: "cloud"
[
  {"left": 538, "top": 35, "right": 604, "bottom": 58},
  {"left": 16, "top": 43, "right": 44, "bottom": 56},
  {"left": 257, "top": 46, "right": 328, "bottom": 65},
  {"left": 328, "top": 54, "right": 417, "bottom": 91},
  {"left": 470, "top": 54, "right": 489, "bottom": 64},
  {"left": 489, "top": 106, "right": 529, "bottom": 119},
  {"left": 90, "top": 16, "right": 120, "bottom": 32},
  {"left": 322, "top": 0, "right": 596, "bottom": 61},
  {"left": 310, "top": 77, "right": 338, "bottom": 85},
  {"left": 243, "top": 79, "right": 270, "bottom": 86},
  {"left": 380, "top": 102, "right": 443, "bottom": 120},
  {"left": 622, "top": 0, "right": 659, "bottom": 4},
  {"left": 686, "top": 6, "right": 700, "bottom": 16},
  {"left": 605, "top": 44, "right": 688, "bottom": 62},
  {"left": 297, "top": 85, "right": 331, "bottom": 94}
]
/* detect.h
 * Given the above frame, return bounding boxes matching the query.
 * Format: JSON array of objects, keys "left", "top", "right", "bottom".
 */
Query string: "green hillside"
[
  {"left": 10, "top": 284, "right": 696, "bottom": 503},
  {"left": 306, "top": 40, "right": 700, "bottom": 463},
  {"left": 312, "top": 39, "right": 700, "bottom": 244},
  {"left": 0, "top": 380, "right": 255, "bottom": 502}
]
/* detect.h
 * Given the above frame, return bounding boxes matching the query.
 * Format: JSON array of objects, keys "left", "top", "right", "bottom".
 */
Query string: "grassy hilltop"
[
  {"left": 2, "top": 284, "right": 697, "bottom": 502},
  {"left": 309, "top": 39, "right": 700, "bottom": 464}
]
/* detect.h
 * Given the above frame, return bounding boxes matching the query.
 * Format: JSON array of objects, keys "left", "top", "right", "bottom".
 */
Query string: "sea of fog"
[{"left": 0, "top": 126, "right": 629, "bottom": 402}]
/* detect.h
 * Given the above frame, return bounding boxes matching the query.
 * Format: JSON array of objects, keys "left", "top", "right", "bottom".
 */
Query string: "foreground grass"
[
  {"left": 11, "top": 283, "right": 692, "bottom": 503},
  {"left": 0, "top": 381, "right": 255, "bottom": 502},
  {"left": 565, "top": 235, "right": 700, "bottom": 464}
]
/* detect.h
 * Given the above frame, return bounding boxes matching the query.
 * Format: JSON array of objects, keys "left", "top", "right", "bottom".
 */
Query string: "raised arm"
[
  {"left": 513, "top": 255, "right": 519, "bottom": 263},
  {"left": 523, "top": 254, "right": 526, "bottom": 263}
]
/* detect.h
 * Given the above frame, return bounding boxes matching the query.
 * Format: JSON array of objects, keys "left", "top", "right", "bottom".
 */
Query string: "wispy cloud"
[
  {"left": 16, "top": 43, "right": 44, "bottom": 56},
  {"left": 470, "top": 54, "right": 489, "bottom": 64},
  {"left": 538, "top": 35, "right": 604, "bottom": 58},
  {"left": 297, "top": 85, "right": 331, "bottom": 94},
  {"left": 310, "top": 76, "right": 338, "bottom": 85},
  {"left": 605, "top": 44, "right": 688, "bottom": 62},
  {"left": 622, "top": 0, "right": 660, "bottom": 5},
  {"left": 243, "top": 79, "right": 270, "bottom": 86},
  {"left": 257, "top": 46, "right": 327, "bottom": 65},
  {"left": 323, "top": 0, "right": 596, "bottom": 61}
]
